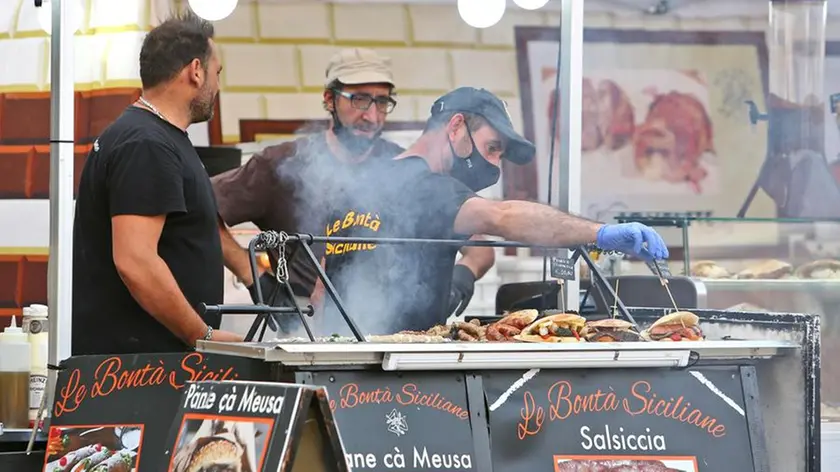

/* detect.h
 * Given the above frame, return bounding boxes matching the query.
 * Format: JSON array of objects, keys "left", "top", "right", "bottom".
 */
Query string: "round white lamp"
[
  {"left": 457, "top": 0, "right": 506, "bottom": 29},
  {"left": 188, "top": 0, "right": 239, "bottom": 22},
  {"left": 514, "top": 0, "right": 551, "bottom": 10},
  {"left": 37, "top": 0, "right": 85, "bottom": 35}
]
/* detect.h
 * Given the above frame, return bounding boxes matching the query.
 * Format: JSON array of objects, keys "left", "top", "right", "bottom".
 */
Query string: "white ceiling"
[{"left": 247, "top": 0, "right": 840, "bottom": 18}]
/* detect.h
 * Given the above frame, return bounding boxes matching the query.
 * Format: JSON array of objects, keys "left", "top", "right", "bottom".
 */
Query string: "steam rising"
[{"left": 274, "top": 127, "right": 445, "bottom": 337}]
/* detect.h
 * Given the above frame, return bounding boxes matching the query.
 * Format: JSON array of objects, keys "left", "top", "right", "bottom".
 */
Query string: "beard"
[
  {"left": 331, "top": 112, "right": 383, "bottom": 156},
  {"left": 189, "top": 84, "right": 217, "bottom": 124}
]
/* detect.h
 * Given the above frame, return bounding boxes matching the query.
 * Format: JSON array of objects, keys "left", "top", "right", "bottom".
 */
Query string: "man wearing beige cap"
[{"left": 212, "top": 48, "right": 494, "bottom": 336}]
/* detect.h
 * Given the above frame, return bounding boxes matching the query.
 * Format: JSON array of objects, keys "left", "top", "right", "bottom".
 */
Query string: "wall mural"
[{"left": 511, "top": 26, "right": 774, "bottom": 257}]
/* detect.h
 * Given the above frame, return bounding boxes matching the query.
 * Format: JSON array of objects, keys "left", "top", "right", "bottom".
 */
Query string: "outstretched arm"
[
  {"left": 454, "top": 198, "right": 601, "bottom": 247},
  {"left": 453, "top": 198, "right": 668, "bottom": 260}
]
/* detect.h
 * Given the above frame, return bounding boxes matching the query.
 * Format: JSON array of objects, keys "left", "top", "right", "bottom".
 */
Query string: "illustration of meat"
[
  {"left": 597, "top": 79, "right": 635, "bottom": 150},
  {"left": 555, "top": 459, "right": 684, "bottom": 472},
  {"left": 633, "top": 91, "right": 715, "bottom": 193},
  {"left": 548, "top": 78, "right": 602, "bottom": 151}
]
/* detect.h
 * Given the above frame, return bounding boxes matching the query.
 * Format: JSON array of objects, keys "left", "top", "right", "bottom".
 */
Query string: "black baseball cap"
[{"left": 430, "top": 87, "right": 535, "bottom": 165}]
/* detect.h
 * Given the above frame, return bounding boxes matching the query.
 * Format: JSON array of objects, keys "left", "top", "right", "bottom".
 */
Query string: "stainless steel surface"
[
  {"left": 198, "top": 339, "right": 797, "bottom": 366},
  {"left": 701, "top": 278, "right": 840, "bottom": 302},
  {"left": 0, "top": 426, "right": 46, "bottom": 443},
  {"left": 823, "top": 422, "right": 840, "bottom": 468},
  {"left": 702, "top": 278, "right": 840, "bottom": 290},
  {"left": 694, "top": 278, "right": 708, "bottom": 308}
]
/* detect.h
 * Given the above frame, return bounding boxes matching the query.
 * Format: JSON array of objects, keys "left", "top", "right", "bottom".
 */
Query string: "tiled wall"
[
  {"left": 210, "top": 1, "right": 840, "bottom": 143},
  {"left": 1, "top": 0, "right": 839, "bottom": 323}
]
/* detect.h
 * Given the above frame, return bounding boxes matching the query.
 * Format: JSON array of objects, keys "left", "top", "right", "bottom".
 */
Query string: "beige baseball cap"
[{"left": 324, "top": 48, "right": 395, "bottom": 87}]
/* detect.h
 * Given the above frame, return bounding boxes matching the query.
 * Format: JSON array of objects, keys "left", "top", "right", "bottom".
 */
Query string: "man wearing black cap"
[
  {"left": 214, "top": 50, "right": 495, "bottom": 337},
  {"left": 316, "top": 87, "right": 669, "bottom": 336}
]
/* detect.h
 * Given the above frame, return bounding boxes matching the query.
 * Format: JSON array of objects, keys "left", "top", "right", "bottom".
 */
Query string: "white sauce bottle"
[{"left": 23, "top": 304, "right": 49, "bottom": 427}]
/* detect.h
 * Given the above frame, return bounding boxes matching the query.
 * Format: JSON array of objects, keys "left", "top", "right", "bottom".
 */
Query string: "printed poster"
[
  {"left": 484, "top": 367, "right": 756, "bottom": 472},
  {"left": 514, "top": 28, "right": 777, "bottom": 249}
]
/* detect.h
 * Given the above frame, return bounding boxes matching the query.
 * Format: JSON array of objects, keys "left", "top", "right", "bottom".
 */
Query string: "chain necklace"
[
  {"left": 137, "top": 96, "right": 188, "bottom": 135},
  {"left": 137, "top": 96, "right": 168, "bottom": 123}
]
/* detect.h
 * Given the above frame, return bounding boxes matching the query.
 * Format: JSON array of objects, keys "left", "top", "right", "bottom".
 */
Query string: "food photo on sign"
[
  {"left": 42, "top": 424, "right": 143, "bottom": 472},
  {"left": 554, "top": 455, "right": 699, "bottom": 472},
  {"left": 167, "top": 415, "right": 273, "bottom": 472}
]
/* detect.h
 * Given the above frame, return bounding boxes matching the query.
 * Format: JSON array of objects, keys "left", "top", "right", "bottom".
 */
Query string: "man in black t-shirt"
[
  {"left": 320, "top": 87, "right": 670, "bottom": 336},
  {"left": 72, "top": 12, "right": 242, "bottom": 354}
]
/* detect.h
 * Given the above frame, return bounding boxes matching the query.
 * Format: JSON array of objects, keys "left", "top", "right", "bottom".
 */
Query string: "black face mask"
[{"left": 449, "top": 128, "right": 501, "bottom": 192}]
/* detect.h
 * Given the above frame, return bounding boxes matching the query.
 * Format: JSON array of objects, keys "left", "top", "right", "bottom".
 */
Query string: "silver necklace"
[
  {"left": 137, "top": 96, "right": 187, "bottom": 135},
  {"left": 137, "top": 96, "right": 168, "bottom": 122}
]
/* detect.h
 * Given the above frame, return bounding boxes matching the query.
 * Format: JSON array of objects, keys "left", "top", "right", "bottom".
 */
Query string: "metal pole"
[
  {"left": 557, "top": 0, "right": 584, "bottom": 312},
  {"left": 48, "top": 0, "right": 75, "bottom": 366}
]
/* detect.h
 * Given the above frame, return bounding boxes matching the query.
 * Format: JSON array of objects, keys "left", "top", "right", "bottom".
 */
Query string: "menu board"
[
  {"left": 44, "top": 353, "right": 270, "bottom": 471},
  {"left": 483, "top": 367, "right": 755, "bottom": 472},
  {"left": 162, "top": 380, "right": 348, "bottom": 472},
  {"left": 305, "top": 371, "right": 477, "bottom": 472}
]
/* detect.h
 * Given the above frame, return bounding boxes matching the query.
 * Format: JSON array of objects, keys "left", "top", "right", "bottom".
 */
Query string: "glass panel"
[{"left": 612, "top": 215, "right": 839, "bottom": 423}]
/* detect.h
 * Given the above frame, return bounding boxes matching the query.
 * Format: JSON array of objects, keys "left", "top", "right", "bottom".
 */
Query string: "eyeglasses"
[{"left": 333, "top": 89, "right": 397, "bottom": 114}]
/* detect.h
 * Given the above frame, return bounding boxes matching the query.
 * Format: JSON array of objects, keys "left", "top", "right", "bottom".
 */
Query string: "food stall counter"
[
  {"left": 196, "top": 339, "right": 797, "bottom": 369},
  {"left": 190, "top": 306, "right": 818, "bottom": 472}
]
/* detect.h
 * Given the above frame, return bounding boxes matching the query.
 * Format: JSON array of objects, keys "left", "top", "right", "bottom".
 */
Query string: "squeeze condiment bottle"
[
  {"left": 23, "top": 304, "right": 49, "bottom": 427},
  {"left": 0, "top": 316, "right": 32, "bottom": 429}
]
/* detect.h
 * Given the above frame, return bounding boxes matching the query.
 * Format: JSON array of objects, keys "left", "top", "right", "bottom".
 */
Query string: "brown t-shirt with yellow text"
[{"left": 211, "top": 133, "right": 404, "bottom": 296}]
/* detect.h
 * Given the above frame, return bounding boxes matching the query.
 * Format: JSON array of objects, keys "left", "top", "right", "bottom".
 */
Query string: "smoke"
[{"left": 273, "top": 127, "right": 445, "bottom": 337}]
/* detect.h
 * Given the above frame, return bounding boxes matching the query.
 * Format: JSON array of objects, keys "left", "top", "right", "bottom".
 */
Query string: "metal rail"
[{"left": 215, "top": 232, "right": 639, "bottom": 341}]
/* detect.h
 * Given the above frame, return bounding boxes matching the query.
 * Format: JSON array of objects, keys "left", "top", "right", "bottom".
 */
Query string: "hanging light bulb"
[
  {"left": 188, "top": 0, "right": 239, "bottom": 22},
  {"left": 513, "top": 0, "right": 551, "bottom": 10},
  {"left": 457, "top": 0, "right": 506, "bottom": 29},
  {"left": 37, "top": 0, "right": 85, "bottom": 35}
]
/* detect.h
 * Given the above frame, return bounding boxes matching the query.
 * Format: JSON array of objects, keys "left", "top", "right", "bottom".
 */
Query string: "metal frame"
[
  {"left": 464, "top": 373, "right": 493, "bottom": 472},
  {"left": 198, "top": 232, "right": 639, "bottom": 343},
  {"left": 740, "top": 365, "right": 770, "bottom": 472},
  {"left": 47, "top": 0, "right": 75, "bottom": 370},
  {"left": 804, "top": 314, "right": 821, "bottom": 472},
  {"left": 556, "top": 0, "right": 585, "bottom": 313},
  {"left": 196, "top": 338, "right": 796, "bottom": 366}
]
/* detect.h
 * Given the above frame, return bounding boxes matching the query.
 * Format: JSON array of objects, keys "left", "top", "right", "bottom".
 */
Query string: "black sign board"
[
  {"left": 645, "top": 259, "right": 672, "bottom": 278},
  {"left": 43, "top": 353, "right": 270, "bottom": 471},
  {"left": 550, "top": 257, "right": 576, "bottom": 280},
  {"left": 298, "top": 371, "right": 478, "bottom": 472},
  {"left": 163, "top": 381, "right": 348, "bottom": 472},
  {"left": 483, "top": 367, "right": 755, "bottom": 472}
]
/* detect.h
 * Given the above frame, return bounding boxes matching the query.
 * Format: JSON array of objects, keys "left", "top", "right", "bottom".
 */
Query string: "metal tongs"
[{"left": 641, "top": 246, "right": 680, "bottom": 313}]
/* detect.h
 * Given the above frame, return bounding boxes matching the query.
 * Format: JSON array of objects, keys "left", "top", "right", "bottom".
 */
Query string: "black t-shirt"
[
  {"left": 320, "top": 157, "right": 476, "bottom": 336},
  {"left": 72, "top": 107, "right": 224, "bottom": 355}
]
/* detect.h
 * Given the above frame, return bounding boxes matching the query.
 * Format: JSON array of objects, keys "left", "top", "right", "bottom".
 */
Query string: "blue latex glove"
[{"left": 596, "top": 223, "right": 669, "bottom": 260}]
